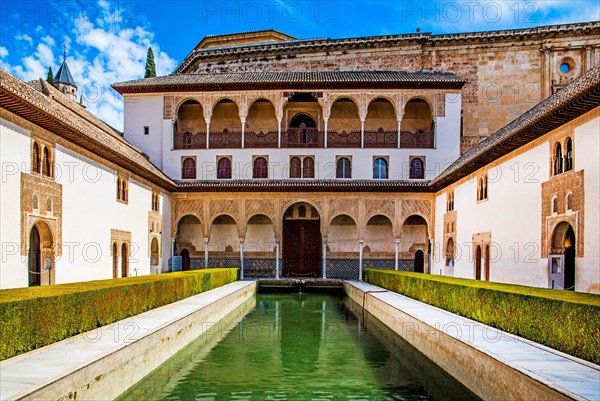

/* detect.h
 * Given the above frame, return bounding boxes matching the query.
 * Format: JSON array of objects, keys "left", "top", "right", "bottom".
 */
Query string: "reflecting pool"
[{"left": 118, "top": 293, "right": 479, "bottom": 401}]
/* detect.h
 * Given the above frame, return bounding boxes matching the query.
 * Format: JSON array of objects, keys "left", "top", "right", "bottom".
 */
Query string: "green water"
[{"left": 118, "top": 294, "right": 479, "bottom": 401}]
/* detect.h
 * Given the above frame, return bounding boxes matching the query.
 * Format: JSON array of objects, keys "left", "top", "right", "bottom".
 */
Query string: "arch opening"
[{"left": 282, "top": 202, "right": 321, "bottom": 277}]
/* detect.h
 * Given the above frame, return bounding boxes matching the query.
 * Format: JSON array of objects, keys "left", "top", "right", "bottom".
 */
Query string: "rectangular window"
[
  {"left": 144, "top": 126, "right": 150, "bottom": 135},
  {"left": 151, "top": 192, "right": 160, "bottom": 212},
  {"left": 477, "top": 174, "right": 488, "bottom": 202},
  {"left": 447, "top": 191, "right": 454, "bottom": 212}
]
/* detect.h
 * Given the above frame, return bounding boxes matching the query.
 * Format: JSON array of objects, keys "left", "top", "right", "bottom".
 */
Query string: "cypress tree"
[
  {"left": 46, "top": 67, "right": 54, "bottom": 85},
  {"left": 144, "top": 47, "right": 156, "bottom": 78}
]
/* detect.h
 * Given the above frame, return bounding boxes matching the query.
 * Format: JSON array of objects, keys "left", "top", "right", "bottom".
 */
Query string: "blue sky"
[{"left": 1, "top": 0, "right": 599, "bottom": 129}]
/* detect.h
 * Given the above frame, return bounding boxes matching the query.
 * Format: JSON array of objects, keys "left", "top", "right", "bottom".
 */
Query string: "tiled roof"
[
  {"left": 175, "top": 179, "right": 431, "bottom": 192},
  {"left": 0, "top": 69, "right": 176, "bottom": 191},
  {"left": 430, "top": 64, "right": 600, "bottom": 191},
  {"left": 54, "top": 60, "right": 76, "bottom": 86},
  {"left": 113, "top": 70, "right": 465, "bottom": 93}
]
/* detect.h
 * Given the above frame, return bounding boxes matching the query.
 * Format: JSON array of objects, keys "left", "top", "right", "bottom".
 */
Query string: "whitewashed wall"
[
  {"left": 122, "top": 94, "right": 461, "bottom": 181},
  {"left": 0, "top": 117, "right": 167, "bottom": 289}
]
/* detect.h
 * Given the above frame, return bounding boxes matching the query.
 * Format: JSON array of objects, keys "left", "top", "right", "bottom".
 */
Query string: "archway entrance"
[
  {"left": 121, "top": 243, "right": 129, "bottom": 277},
  {"left": 112, "top": 243, "right": 118, "bottom": 278},
  {"left": 181, "top": 249, "right": 190, "bottom": 271},
  {"left": 475, "top": 245, "right": 482, "bottom": 280},
  {"left": 282, "top": 202, "right": 321, "bottom": 277},
  {"left": 28, "top": 226, "right": 41, "bottom": 286},
  {"left": 549, "top": 222, "right": 575, "bottom": 290},
  {"left": 414, "top": 250, "right": 424, "bottom": 273}
]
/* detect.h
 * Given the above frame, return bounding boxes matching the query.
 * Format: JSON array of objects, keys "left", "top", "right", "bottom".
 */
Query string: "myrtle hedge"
[
  {"left": 363, "top": 269, "right": 600, "bottom": 364},
  {"left": 0, "top": 268, "right": 238, "bottom": 361}
]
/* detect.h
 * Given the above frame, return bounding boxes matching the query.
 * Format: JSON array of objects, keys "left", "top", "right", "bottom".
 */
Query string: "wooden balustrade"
[
  {"left": 400, "top": 130, "right": 435, "bottom": 149},
  {"left": 245, "top": 131, "right": 279, "bottom": 148}
]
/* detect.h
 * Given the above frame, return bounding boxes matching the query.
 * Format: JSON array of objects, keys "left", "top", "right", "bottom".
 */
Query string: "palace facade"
[{"left": 1, "top": 23, "right": 599, "bottom": 292}]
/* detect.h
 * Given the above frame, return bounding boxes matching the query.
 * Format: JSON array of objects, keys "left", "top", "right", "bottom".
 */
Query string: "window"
[
  {"left": 409, "top": 157, "right": 425, "bottom": 179},
  {"left": 336, "top": 157, "right": 351, "bottom": 178},
  {"left": 253, "top": 157, "right": 268, "bottom": 179},
  {"left": 151, "top": 192, "right": 160, "bottom": 212},
  {"left": 565, "top": 138, "right": 573, "bottom": 172},
  {"left": 298, "top": 205, "right": 307, "bottom": 218},
  {"left": 566, "top": 193, "right": 573, "bottom": 211},
  {"left": 552, "top": 196, "right": 559, "bottom": 214},
  {"left": 553, "top": 142, "right": 563, "bottom": 175},
  {"left": 290, "top": 157, "right": 302, "bottom": 178},
  {"left": 46, "top": 197, "right": 52, "bottom": 212},
  {"left": 181, "top": 157, "right": 196, "bottom": 179},
  {"left": 217, "top": 157, "right": 232, "bottom": 179},
  {"left": 117, "top": 176, "right": 128, "bottom": 202},
  {"left": 302, "top": 157, "right": 315, "bottom": 178},
  {"left": 290, "top": 156, "right": 314, "bottom": 178},
  {"left": 144, "top": 126, "right": 149, "bottom": 135},
  {"left": 447, "top": 191, "right": 455, "bottom": 212},
  {"left": 32, "top": 194, "right": 39, "bottom": 210},
  {"left": 373, "top": 158, "right": 388, "bottom": 179},
  {"left": 477, "top": 175, "right": 488, "bottom": 201},
  {"left": 42, "top": 146, "right": 51, "bottom": 177},
  {"left": 32, "top": 142, "right": 40, "bottom": 174}
]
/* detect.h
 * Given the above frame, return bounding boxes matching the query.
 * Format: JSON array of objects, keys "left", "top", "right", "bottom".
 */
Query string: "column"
[
  {"left": 171, "top": 238, "right": 176, "bottom": 258},
  {"left": 360, "top": 119, "right": 365, "bottom": 148},
  {"left": 397, "top": 120, "right": 402, "bottom": 148},
  {"left": 275, "top": 239, "right": 280, "bottom": 279},
  {"left": 205, "top": 121, "right": 210, "bottom": 149},
  {"left": 277, "top": 118, "right": 282, "bottom": 148},
  {"left": 239, "top": 238, "right": 245, "bottom": 280},
  {"left": 395, "top": 239, "right": 400, "bottom": 271},
  {"left": 358, "top": 240, "right": 364, "bottom": 281},
  {"left": 241, "top": 118, "right": 246, "bottom": 149},
  {"left": 322, "top": 238, "right": 327, "bottom": 279},
  {"left": 324, "top": 119, "right": 329, "bottom": 149},
  {"left": 204, "top": 239, "right": 209, "bottom": 268},
  {"left": 171, "top": 120, "right": 176, "bottom": 150}
]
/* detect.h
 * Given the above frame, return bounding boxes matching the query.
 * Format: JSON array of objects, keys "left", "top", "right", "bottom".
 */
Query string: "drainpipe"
[
  {"left": 359, "top": 240, "right": 364, "bottom": 281},
  {"left": 322, "top": 238, "right": 327, "bottom": 279}
]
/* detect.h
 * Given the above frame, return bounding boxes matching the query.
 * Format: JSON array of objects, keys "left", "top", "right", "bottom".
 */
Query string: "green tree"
[
  {"left": 144, "top": 47, "right": 156, "bottom": 78},
  {"left": 46, "top": 67, "right": 54, "bottom": 85}
]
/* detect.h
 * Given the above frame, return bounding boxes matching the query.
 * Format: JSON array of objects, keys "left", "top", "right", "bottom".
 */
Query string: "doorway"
[{"left": 282, "top": 203, "right": 321, "bottom": 277}]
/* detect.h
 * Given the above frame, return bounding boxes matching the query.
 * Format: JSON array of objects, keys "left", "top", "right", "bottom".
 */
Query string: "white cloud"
[
  {"left": 0, "top": 47, "right": 8, "bottom": 58},
  {"left": 15, "top": 33, "right": 33, "bottom": 46}
]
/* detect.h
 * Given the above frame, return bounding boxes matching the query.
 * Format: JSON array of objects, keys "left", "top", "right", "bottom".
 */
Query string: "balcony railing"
[
  {"left": 209, "top": 130, "right": 243, "bottom": 148},
  {"left": 174, "top": 131, "right": 206, "bottom": 149},
  {"left": 400, "top": 130, "right": 434, "bottom": 149},
  {"left": 245, "top": 130, "right": 279, "bottom": 148},
  {"left": 283, "top": 128, "right": 323, "bottom": 148},
  {"left": 174, "top": 129, "right": 435, "bottom": 149}
]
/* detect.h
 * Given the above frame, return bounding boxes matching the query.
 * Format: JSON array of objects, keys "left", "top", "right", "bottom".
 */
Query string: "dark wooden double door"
[{"left": 282, "top": 220, "right": 321, "bottom": 277}]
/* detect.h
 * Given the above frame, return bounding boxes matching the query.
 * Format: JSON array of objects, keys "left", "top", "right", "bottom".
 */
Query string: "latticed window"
[
  {"left": 117, "top": 177, "right": 128, "bottom": 202},
  {"left": 447, "top": 191, "right": 455, "bottom": 212},
  {"left": 336, "top": 157, "right": 351, "bottom": 178},
  {"left": 151, "top": 192, "right": 160, "bottom": 212},
  {"left": 181, "top": 158, "right": 196, "bottom": 179},
  {"left": 32, "top": 142, "right": 40, "bottom": 174},
  {"left": 409, "top": 157, "right": 424, "bottom": 179},
  {"left": 373, "top": 158, "right": 388, "bottom": 179},
  {"left": 290, "top": 157, "right": 302, "bottom": 178},
  {"left": 303, "top": 157, "right": 315, "bottom": 178},
  {"left": 253, "top": 157, "right": 268, "bottom": 179},
  {"left": 217, "top": 157, "right": 232, "bottom": 179}
]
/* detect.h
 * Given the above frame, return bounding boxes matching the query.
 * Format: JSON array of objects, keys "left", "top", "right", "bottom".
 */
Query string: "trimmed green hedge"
[
  {"left": 363, "top": 269, "right": 600, "bottom": 364},
  {"left": 0, "top": 269, "right": 238, "bottom": 361}
]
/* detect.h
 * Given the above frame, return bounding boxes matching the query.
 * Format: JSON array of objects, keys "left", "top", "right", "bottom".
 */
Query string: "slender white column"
[
  {"left": 275, "top": 240, "right": 280, "bottom": 279},
  {"left": 241, "top": 119, "right": 246, "bottom": 149},
  {"left": 395, "top": 239, "right": 400, "bottom": 271},
  {"left": 239, "top": 239, "right": 245, "bottom": 280},
  {"left": 206, "top": 121, "right": 210, "bottom": 149},
  {"left": 171, "top": 238, "right": 175, "bottom": 258},
  {"left": 397, "top": 120, "right": 402, "bottom": 148},
  {"left": 277, "top": 118, "right": 282, "bottom": 148},
  {"left": 171, "top": 120, "right": 175, "bottom": 150},
  {"left": 322, "top": 238, "right": 327, "bottom": 279},
  {"left": 324, "top": 119, "right": 328, "bottom": 149},
  {"left": 359, "top": 240, "right": 364, "bottom": 281},
  {"left": 360, "top": 120, "right": 365, "bottom": 148},
  {"left": 204, "top": 240, "right": 209, "bottom": 268}
]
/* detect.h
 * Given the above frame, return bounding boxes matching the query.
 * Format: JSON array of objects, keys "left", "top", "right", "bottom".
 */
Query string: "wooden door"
[{"left": 283, "top": 220, "right": 321, "bottom": 277}]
